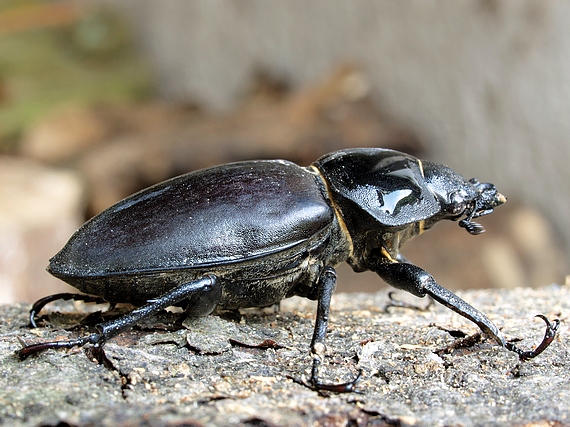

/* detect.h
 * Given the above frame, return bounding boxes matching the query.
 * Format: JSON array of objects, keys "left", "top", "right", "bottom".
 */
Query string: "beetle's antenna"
[
  {"left": 459, "top": 219, "right": 485, "bottom": 235},
  {"left": 458, "top": 203, "right": 485, "bottom": 235}
]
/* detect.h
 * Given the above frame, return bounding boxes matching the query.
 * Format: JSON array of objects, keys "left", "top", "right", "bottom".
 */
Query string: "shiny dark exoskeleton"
[{"left": 18, "top": 148, "right": 559, "bottom": 392}]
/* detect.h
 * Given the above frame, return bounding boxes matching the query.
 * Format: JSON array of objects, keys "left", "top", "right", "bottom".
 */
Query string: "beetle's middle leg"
[
  {"left": 307, "top": 267, "right": 361, "bottom": 393},
  {"left": 370, "top": 260, "right": 559, "bottom": 359},
  {"left": 18, "top": 275, "right": 221, "bottom": 359}
]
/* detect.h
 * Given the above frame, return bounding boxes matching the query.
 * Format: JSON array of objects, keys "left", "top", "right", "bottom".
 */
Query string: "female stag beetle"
[{"left": 18, "top": 148, "right": 559, "bottom": 392}]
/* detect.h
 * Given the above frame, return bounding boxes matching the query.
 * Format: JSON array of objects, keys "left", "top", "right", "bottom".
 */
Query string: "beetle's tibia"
[
  {"left": 306, "top": 267, "right": 361, "bottom": 393},
  {"left": 310, "top": 267, "right": 337, "bottom": 350},
  {"left": 96, "top": 275, "right": 218, "bottom": 340}
]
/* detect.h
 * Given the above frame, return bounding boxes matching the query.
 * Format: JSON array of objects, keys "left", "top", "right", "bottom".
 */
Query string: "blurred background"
[{"left": 1, "top": 0, "right": 568, "bottom": 304}]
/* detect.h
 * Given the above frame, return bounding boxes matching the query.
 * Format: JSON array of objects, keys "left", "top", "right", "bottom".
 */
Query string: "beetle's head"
[{"left": 422, "top": 162, "right": 506, "bottom": 235}]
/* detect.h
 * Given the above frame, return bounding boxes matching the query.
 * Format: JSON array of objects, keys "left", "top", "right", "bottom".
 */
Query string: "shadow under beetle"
[{"left": 18, "top": 148, "right": 559, "bottom": 392}]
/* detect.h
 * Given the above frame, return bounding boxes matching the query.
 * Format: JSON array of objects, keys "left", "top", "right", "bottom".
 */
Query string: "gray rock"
[{"left": 1, "top": 285, "right": 568, "bottom": 426}]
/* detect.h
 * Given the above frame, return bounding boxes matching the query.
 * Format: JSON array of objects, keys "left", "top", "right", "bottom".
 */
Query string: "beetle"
[{"left": 18, "top": 148, "right": 559, "bottom": 392}]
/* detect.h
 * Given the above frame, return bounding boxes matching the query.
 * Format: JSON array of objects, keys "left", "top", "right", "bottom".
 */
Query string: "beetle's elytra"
[{"left": 18, "top": 148, "right": 559, "bottom": 392}]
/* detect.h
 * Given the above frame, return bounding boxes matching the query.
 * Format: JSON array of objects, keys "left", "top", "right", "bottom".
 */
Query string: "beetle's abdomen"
[{"left": 49, "top": 161, "right": 333, "bottom": 282}]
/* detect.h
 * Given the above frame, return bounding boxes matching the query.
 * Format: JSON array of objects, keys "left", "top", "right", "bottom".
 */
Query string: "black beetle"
[{"left": 18, "top": 148, "right": 559, "bottom": 392}]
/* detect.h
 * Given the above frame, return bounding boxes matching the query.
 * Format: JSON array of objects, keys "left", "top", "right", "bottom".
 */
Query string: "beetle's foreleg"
[
  {"left": 371, "top": 261, "right": 507, "bottom": 346},
  {"left": 370, "top": 261, "right": 559, "bottom": 359},
  {"left": 308, "top": 267, "right": 361, "bottom": 393},
  {"left": 18, "top": 275, "right": 220, "bottom": 360},
  {"left": 505, "top": 315, "right": 559, "bottom": 360}
]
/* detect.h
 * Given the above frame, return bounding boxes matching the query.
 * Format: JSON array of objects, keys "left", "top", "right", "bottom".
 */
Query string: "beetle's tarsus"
[
  {"left": 505, "top": 314, "right": 560, "bottom": 360},
  {"left": 287, "top": 360, "right": 362, "bottom": 394},
  {"left": 384, "top": 291, "right": 434, "bottom": 313},
  {"left": 17, "top": 333, "right": 101, "bottom": 360},
  {"left": 29, "top": 293, "right": 109, "bottom": 328},
  {"left": 310, "top": 366, "right": 363, "bottom": 394}
]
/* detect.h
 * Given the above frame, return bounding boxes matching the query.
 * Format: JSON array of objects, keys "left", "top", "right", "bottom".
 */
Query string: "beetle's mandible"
[{"left": 18, "top": 148, "right": 559, "bottom": 392}]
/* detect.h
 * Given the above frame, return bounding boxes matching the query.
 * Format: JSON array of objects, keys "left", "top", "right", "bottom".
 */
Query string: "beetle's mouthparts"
[
  {"left": 472, "top": 180, "right": 506, "bottom": 209},
  {"left": 459, "top": 181, "right": 506, "bottom": 235},
  {"left": 495, "top": 192, "right": 507, "bottom": 205}
]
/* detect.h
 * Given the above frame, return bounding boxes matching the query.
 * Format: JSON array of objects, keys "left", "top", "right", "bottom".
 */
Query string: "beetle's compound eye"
[{"left": 447, "top": 191, "right": 466, "bottom": 215}]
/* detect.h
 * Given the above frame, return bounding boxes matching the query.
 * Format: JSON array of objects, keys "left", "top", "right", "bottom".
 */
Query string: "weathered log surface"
[{"left": 1, "top": 285, "right": 568, "bottom": 427}]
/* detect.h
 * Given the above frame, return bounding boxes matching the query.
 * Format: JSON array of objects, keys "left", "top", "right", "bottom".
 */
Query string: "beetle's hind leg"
[
  {"left": 18, "top": 275, "right": 221, "bottom": 360},
  {"left": 29, "top": 293, "right": 111, "bottom": 328}
]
